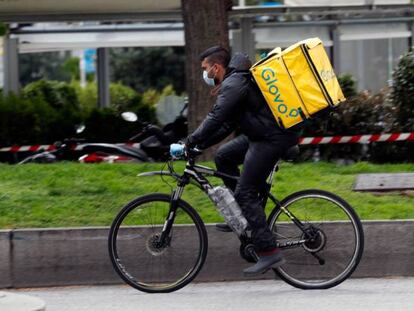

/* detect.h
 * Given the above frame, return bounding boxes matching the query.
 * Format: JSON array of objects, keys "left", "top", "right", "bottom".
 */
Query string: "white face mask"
[{"left": 203, "top": 66, "right": 216, "bottom": 87}]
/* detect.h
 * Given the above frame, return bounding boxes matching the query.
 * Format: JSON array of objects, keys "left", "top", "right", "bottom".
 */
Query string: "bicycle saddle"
[{"left": 282, "top": 145, "right": 299, "bottom": 162}]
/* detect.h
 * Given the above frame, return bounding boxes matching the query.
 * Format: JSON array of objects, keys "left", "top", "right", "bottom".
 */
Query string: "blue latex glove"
[{"left": 170, "top": 143, "right": 185, "bottom": 158}]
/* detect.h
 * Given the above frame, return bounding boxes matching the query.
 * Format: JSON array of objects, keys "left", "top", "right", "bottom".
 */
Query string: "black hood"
[{"left": 228, "top": 52, "right": 252, "bottom": 71}]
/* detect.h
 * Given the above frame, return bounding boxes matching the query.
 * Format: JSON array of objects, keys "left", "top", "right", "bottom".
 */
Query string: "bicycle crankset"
[{"left": 239, "top": 237, "right": 257, "bottom": 263}]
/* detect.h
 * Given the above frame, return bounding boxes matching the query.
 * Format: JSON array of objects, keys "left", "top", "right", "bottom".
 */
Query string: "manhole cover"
[{"left": 353, "top": 173, "right": 414, "bottom": 192}]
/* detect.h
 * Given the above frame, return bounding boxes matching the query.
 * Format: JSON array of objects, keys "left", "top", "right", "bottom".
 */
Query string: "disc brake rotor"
[{"left": 146, "top": 233, "right": 170, "bottom": 256}]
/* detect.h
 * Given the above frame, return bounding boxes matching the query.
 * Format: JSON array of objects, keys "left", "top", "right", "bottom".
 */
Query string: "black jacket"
[{"left": 187, "top": 53, "right": 299, "bottom": 149}]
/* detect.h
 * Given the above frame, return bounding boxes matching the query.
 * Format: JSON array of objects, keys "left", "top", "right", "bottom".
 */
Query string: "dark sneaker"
[
  {"left": 243, "top": 249, "right": 285, "bottom": 276},
  {"left": 215, "top": 223, "right": 233, "bottom": 232}
]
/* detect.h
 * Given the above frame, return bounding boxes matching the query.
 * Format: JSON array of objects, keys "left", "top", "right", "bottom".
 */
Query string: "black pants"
[{"left": 215, "top": 134, "right": 297, "bottom": 251}]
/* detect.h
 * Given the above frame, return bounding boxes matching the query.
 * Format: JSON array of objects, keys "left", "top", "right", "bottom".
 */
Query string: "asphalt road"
[{"left": 6, "top": 277, "right": 414, "bottom": 311}]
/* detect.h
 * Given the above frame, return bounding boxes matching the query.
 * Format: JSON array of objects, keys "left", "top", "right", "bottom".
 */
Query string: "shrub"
[
  {"left": 383, "top": 49, "right": 414, "bottom": 162},
  {"left": 22, "top": 80, "right": 82, "bottom": 141},
  {"left": 0, "top": 94, "right": 40, "bottom": 145},
  {"left": 328, "top": 89, "right": 396, "bottom": 136},
  {"left": 63, "top": 57, "right": 81, "bottom": 81},
  {"left": 23, "top": 79, "right": 80, "bottom": 111},
  {"left": 82, "top": 108, "right": 140, "bottom": 143},
  {"left": 390, "top": 50, "right": 414, "bottom": 131},
  {"left": 71, "top": 82, "right": 134, "bottom": 116},
  {"left": 71, "top": 81, "right": 98, "bottom": 117},
  {"left": 0, "top": 80, "right": 162, "bottom": 150},
  {"left": 109, "top": 82, "right": 141, "bottom": 113},
  {"left": 338, "top": 74, "right": 358, "bottom": 98},
  {"left": 327, "top": 90, "right": 397, "bottom": 162},
  {"left": 300, "top": 88, "right": 403, "bottom": 162},
  {"left": 73, "top": 81, "right": 156, "bottom": 123}
]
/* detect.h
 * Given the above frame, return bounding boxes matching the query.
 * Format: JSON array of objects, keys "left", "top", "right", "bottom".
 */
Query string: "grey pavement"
[
  {"left": 0, "top": 291, "right": 45, "bottom": 311},
  {"left": 6, "top": 277, "right": 414, "bottom": 311}
]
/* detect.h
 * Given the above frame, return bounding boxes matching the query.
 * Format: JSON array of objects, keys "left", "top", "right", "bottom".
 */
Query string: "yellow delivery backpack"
[{"left": 250, "top": 37, "right": 345, "bottom": 129}]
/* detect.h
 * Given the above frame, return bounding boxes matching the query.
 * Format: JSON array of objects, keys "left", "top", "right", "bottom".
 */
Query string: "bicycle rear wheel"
[
  {"left": 108, "top": 193, "right": 208, "bottom": 293},
  {"left": 268, "top": 189, "right": 364, "bottom": 289}
]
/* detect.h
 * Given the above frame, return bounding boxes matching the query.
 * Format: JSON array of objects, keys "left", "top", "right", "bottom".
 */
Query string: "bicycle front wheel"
[
  {"left": 108, "top": 193, "right": 208, "bottom": 293},
  {"left": 268, "top": 189, "right": 364, "bottom": 289}
]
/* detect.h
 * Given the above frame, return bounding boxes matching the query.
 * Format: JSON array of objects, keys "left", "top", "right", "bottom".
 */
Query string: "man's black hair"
[{"left": 199, "top": 46, "right": 231, "bottom": 68}]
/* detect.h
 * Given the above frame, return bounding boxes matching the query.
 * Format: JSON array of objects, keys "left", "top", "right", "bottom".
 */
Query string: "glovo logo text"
[
  {"left": 320, "top": 69, "right": 336, "bottom": 82},
  {"left": 261, "top": 68, "right": 299, "bottom": 118}
]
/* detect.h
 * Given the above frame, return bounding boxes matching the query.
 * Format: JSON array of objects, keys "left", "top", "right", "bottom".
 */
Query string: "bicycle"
[{"left": 108, "top": 145, "right": 364, "bottom": 293}]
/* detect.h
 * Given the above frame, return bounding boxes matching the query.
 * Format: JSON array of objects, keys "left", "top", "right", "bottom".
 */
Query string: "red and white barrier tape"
[
  {"left": 1, "top": 133, "right": 413, "bottom": 153},
  {"left": 0, "top": 143, "right": 141, "bottom": 153},
  {"left": 0, "top": 144, "right": 57, "bottom": 153},
  {"left": 299, "top": 132, "right": 414, "bottom": 145}
]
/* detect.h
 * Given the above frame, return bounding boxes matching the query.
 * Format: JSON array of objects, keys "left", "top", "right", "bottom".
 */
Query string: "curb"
[{"left": 1, "top": 220, "right": 414, "bottom": 288}]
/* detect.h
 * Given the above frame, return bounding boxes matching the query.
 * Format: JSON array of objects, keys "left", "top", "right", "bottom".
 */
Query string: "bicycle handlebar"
[{"left": 186, "top": 146, "right": 203, "bottom": 158}]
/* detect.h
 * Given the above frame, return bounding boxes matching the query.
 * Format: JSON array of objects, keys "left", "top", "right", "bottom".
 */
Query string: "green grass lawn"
[{"left": 0, "top": 161, "right": 413, "bottom": 229}]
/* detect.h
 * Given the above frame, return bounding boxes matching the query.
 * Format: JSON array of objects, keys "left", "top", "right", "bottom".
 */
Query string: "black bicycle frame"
[
  {"left": 159, "top": 160, "right": 242, "bottom": 242},
  {"left": 157, "top": 159, "right": 310, "bottom": 247}
]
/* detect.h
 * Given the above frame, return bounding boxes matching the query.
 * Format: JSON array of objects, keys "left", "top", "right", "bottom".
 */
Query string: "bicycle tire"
[
  {"left": 268, "top": 189, "right": 364, "bottom": 289},
  {"left": 108, "top": 193, "right": 208, "bottom": 293}
]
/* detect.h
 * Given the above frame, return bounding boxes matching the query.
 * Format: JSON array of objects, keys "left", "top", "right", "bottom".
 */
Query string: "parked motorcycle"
[
  {"left": 18, "top": 103, "right": 188, "bottom": 164},
  {"left": 122, "top": 103, "right": 188, "bottom": 162}
]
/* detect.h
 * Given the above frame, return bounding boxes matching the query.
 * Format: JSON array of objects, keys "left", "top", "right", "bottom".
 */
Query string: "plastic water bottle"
[{"left": 207, "top": 186, "right": 249, "bottom": 236}]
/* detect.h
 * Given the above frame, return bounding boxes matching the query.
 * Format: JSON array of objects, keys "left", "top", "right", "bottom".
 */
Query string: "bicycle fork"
[{"left": 158, "top": 186, "right": 184, "bottom": 245}]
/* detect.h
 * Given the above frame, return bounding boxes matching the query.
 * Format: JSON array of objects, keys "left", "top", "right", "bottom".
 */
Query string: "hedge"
[{"left": 0, "top": 80, "right": 156, "bottom": 147}]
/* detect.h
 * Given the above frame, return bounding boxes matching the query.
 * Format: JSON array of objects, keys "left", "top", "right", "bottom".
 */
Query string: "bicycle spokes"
[
  {"left": 269, "top": 190, "right": 364, "bottom": 289},
  {"left": 108, "top": 194, "right": 208, "bottom": 293}
]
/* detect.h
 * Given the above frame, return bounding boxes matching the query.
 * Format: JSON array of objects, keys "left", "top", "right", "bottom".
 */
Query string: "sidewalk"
[
  {"left": 6, "top": 277, "right": 414, "bottom": 311},
  {"left": 0, "top": 291, "right": 45, "bottom": 311}
]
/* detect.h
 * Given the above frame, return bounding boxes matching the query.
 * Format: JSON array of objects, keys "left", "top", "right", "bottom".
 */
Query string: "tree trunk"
[{"left": 181, "top": 0, "right": 232, "bottom": 160}]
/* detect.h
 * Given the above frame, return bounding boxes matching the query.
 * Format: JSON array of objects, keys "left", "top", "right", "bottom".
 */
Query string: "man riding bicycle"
[{"left": 184, "top": 46, "right": 300, "bottom": 275}]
